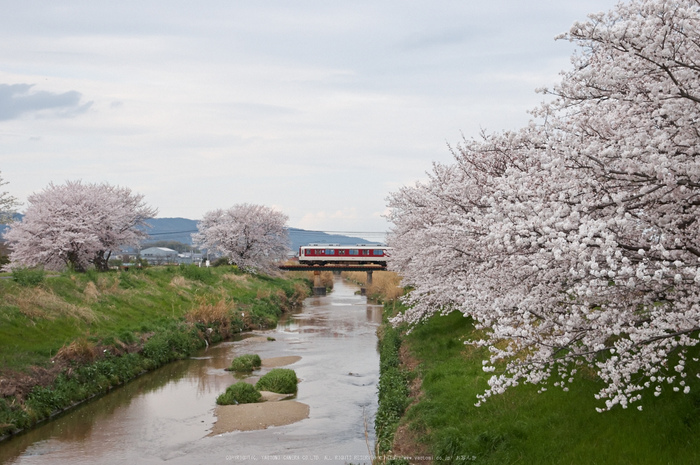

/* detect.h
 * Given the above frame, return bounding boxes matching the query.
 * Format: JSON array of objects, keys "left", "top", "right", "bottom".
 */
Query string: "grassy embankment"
[
  {"left": 0, "top": 265, "right": 310, "bottom": 439},
  {"left": 374, "top": 283, "right": 700, "bottom": 464}
]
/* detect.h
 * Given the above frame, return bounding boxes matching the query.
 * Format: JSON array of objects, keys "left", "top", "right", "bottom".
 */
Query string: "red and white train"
[{"left": 298, "top": 244, "right": 390, "bottom": 266}]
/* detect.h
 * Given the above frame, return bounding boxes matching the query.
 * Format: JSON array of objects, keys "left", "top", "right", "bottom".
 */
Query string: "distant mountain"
[
  {"left": 0, "top": 213, "right": 22, "bottom": 237},
  {"left": 0, "top": 216, "right": 380, "bottom": 251},
  {"left": 142, "top": 218, "right": 380, "bottom": 250},
  {"left": 285, "top": 227, "right": 381, "bottom": 250},
  {"left": 142, "top": 218, "right": 198, "bottom": 245}
]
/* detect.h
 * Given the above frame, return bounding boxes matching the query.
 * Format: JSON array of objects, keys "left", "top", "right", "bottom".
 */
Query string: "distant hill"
[
  {"left": 141, "top": 218, "right": 199, "bottom": 245},
  {"left": 1, "top": 216, "right": 380, "bottom": 251},
  {"left": 142, "top": 218, "right": 380, "bottom": 250}
]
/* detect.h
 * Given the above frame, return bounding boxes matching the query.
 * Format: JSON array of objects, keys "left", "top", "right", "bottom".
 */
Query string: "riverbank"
[
  {"left": 0, "top": 265, "right": 310, "bottom": 439},
  {"left": 378, "top": 304, "right": 700, "bottom": 464}
]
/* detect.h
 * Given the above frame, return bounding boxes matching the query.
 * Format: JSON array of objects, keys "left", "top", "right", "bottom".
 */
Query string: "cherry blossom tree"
[
  {"left": 388, "top": 0, "right": 700, "bottom": 411},
  {"left": 3, "top": 180, "right": 157, "bottom": 272},
  {"left": 0, "top": 170, "right": 19, "bottom": 224},
  {"left": 192, "top": 203, "right": 289, "bottom": 274}
]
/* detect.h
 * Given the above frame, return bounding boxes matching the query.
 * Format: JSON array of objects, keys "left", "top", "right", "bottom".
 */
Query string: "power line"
[
  {"left": 292, "top": 230, "right": 388, "bottom": 235},
  {"left": 144, "top": 228, "right": 388, "bottom": 237},
  {"left": 145, "top": 229, "right": 198, "bottom": 236}
]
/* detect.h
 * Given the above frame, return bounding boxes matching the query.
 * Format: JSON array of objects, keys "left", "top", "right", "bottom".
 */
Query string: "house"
[
  {"left": 177, "top": 252, "right": 204, "bottom": 265},
  {"left": 139, "top": 247, "right": 179, "bottom": 265}
]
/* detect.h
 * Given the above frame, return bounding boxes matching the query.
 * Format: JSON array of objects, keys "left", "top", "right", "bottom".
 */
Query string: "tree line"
[{"left": 0, "top": 177, "right": 288, "bottom": 274}]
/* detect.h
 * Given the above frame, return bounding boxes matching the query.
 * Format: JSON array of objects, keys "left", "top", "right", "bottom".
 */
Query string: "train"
[{"left": 297, "top": 244, "right": 390, "bottom": 266}]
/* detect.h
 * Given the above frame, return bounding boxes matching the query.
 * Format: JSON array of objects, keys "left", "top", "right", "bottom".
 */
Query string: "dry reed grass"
[
  {"left": 256, "top": 288, "right": 271, "bottom": 299},
  {"left": 170, "top": 276, "right": 189, "bottom": 288},
  {"left": 223, "top": 273, "right": 250, "bottom": 285},
  {"left": 7, "top": 288, "right": 99, "bottom": 323},
  {"left": 97, "top": 275, "right": 120, "bottom": 293},
  {"left": 284, "top": 270, "right": 334, "bottom": 289},
  {"left": 185, "top": 298, "right": 235, "bottom": 339},
  {"left": 53, "top": 337, "right": 98, "bottom": 364},
  {"left": 343, "top": 271, "right": 404, "bottom": 301},
  {"left": 318, "top": 271, "right": 335, "bottom": 289},
  {"left": 291, "top": 281, "right": 311, "bottom": 301},
  {"left": 83, "top": 281, "right": 100, "bottom": 301},
  {"left": 272, "top": 288, "right": 306, "bottom": 312}
]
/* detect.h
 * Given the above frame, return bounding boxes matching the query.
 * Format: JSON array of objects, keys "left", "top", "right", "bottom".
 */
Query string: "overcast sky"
[{"left": 1, "top": 0, "right": 619, "bottom": 240}]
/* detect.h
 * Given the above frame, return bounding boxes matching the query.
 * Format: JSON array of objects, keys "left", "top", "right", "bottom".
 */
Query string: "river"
[{"left": 0, "top": 275, "right": 382, "bottom": 465}]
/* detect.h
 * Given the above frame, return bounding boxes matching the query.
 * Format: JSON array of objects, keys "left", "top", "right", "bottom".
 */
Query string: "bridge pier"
[
  {"left": 277, "top": 264, "right": 386, "bottom": 297},
  {"left": 313, "top": 270, "right": 326, "bottom": 296}
]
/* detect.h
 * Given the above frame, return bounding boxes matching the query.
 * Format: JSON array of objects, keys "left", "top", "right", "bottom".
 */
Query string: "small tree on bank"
[
  {"left": 3, "top": 180, "right": 157, "bottom": 272},
  {"left": 192, "top": 203, "right": 289, "bottom": 274},
  {"left": 0, "top": 170, "right": 19, "bottom": 225},
  {"left": 0, "top": 171, "right": 19, "bottom": 266}
]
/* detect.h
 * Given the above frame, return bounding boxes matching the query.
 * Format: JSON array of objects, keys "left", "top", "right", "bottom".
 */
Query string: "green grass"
[
  {"left": 255, "top": 368, "right": 298, "bottom": 394},
  {"left": 0, "top": 265, "right": 311, "bottom": 437},
  {"left": 391, "top": 310, "right": 700, "bottom": 465},
  {"left": 0, "top": 265, "right": 309, "bottom": 371},
  {"left": 216, "top": 381, "right": 262, "bottom": 405},
  {"left": 227, "top": 354, "right": 262, "bottom": 372},
  {"left": 10, "top": 267, "right": 46, "bottom": 286},
  {"left": 375, "top": 315, "right": 411, "bottom": 456}
]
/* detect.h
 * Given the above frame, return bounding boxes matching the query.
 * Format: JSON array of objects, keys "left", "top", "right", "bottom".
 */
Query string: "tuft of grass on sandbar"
[
  {"left": 226, "top": 354, "right": 262, "bottom": 373},
  {"left": 255, "top": 368, "right": 298, "bottom": 394},
  {"left": 217, "top": 382, "right": 262, "bottom": 405}
]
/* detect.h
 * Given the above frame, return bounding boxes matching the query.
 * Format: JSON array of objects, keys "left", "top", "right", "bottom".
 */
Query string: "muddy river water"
[{"left": 1, "top": 276, "right": 382, "bottom": 464}]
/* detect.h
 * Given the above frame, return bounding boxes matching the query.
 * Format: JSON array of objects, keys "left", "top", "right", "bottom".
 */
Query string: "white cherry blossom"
[
  {"left": 192, "top": 203, "right": 289, "bottom": 274},
  {"left": 3, "top": 180, "right": 156, "bottom": 272},
  {"left": 387, "top": 0, "right": 700, "bottom": 411}
]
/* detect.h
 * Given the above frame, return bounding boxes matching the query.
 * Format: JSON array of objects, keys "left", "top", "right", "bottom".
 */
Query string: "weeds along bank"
[
  {"left": 377, "top": 304, "right": 700, "bottom": 465},
  {"left": 0, "top": 265, "right": 310, "bottom": 440}
]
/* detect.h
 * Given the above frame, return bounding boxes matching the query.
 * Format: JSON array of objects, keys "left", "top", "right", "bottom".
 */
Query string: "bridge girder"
[{"left": 278, "top": 264, "right": 386, "bottom": 272}]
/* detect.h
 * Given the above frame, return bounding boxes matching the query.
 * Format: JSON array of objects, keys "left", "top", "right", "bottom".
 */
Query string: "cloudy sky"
[{"left": 1, "top": 0, "right": 619, "bottom": 240}]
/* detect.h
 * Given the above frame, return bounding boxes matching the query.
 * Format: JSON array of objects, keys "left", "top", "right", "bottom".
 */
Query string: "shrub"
[
  {"left": 255, "top": 368, "right": 298, "bottom": 394},
  {"left": 216, "top": 382, "right": 261, "bottom": 405},
  {"left": 178, "top": 264, "right": 216, "bottom": 284},
  {"left": 227, "top": 354, "right": 262, "bottom": 372},
  {"left": 53, "top": 337, "right": 98, "bottom": 364},
  {"left": 141, "top": 326, "right": 204, "bottom": 365},
  {"left": 11, "top": 267, "right": 45, "bottom": 286}
]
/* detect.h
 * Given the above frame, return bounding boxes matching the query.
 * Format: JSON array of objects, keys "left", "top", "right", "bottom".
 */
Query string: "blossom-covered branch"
[{"left": 387, "top": 0, "right": 700, "bottom": 411}]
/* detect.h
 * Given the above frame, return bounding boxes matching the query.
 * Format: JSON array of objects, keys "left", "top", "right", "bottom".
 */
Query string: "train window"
[
  {"left": 349, "top": 250, "right": 359, "bottom": 255},
  {"left": 362, "top": 250, "right": 369, "bottom": 255},
  {"left": 325, "top": 249, "right": 335, "bottom": 255},
  {"left": 373, "top": 250, "right": 384, "bottom": 256}
]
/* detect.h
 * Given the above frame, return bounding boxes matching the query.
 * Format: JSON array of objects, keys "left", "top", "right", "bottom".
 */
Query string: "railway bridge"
[{"left": 278, "top": 264, "right": 386, "bottom": 295}]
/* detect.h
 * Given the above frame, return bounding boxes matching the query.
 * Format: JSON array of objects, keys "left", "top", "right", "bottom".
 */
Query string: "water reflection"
[{"left": 1, "top": 276, "right": 381, "bottom": 465}]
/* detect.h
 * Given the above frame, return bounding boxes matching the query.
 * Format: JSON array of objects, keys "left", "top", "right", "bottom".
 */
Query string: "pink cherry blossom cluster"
[
  {"left": 3, "top": 180, "right": 157, "bottom": 272},
  {"left": 192, "top": 203, "right": 289, "bottom": 274},
  {"left": 0, "top": 171, "right": 19, "bottom": 224},
  {"left": 387, "top": 0, "right": 700, "bottom": 411}
]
